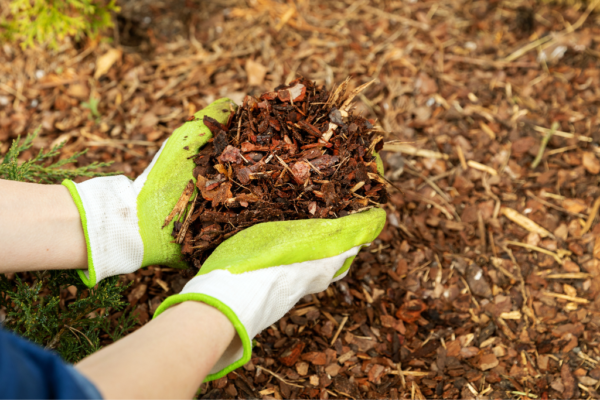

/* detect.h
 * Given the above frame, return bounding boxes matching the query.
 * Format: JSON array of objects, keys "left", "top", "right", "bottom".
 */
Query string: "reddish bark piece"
[
  {"left": 291, "top": 161, "right": 311, "bottom": 182},
  {"left": 236, "top": 193, "right": 259, "bottom": 203},
  {"left": 132, "top": 304, "right": 149, "bottom": 325},
  {"left": 236, "top": 167, "right": 252, "bottom": 185},
  {"left": 511, "top": 136, "right": 537, "bottom": 158},
  {"left": 196, "top": 175, "right": 212, "bottom": 199},
  {"left": 289, "top": 83, "right": 306, "bottom": 101},
  {"left": 445, "top": 340, "right": 461, "bottom": 357},
  {"left": 561, "top": 363, "right": 575, "bottom": 399},
  {"left": 466, "top": 264, "right": 492, "bottom": 297},
  {"left": 277, "top": 89, "right": 291, "bottom": 102},
  {"left": 213, "top": 131, "right": 229, "bottom": 155},
  {"left": 224, "top": 384, "right": 237, "bottom": 397},
  {"left": 301, "top": 351, "right": 327, "bottom": 366},
  {"left": 218, "top": 145, "right": 243, "bottom": 164},
  {"left": 459, "top": 347, "right": 479, "bottom": 359},
  {"left": 322, "top": 182, "right": 337, "bottom": 206},
  {"left": 298, "top": 120, "right": 323, "bottom": 138},
  {"left": 213, "top": 376, "right": 228, "bottom": 389},
  {"left": 325, "top": 363, "right": 341, "bottom": 377},
  {"left": 344, "top": 332, "right": 376, "bottom": 352},
  {"left": 279, "top": 341, "right": 305, "bottom": 367},
  {"left": 308, "top": 201, "right": 317, "bottom": 215},
  {"left": 552, "top": 323, "right": 584, "bottom": 337},
  {"left": 301, "top": 148, "right": 323, "bottom": 160},
  {"left": 367, "top": 364, "right": 385, "bottom": 384},
  {"left": 210, "top": 182, "right": 232, "bottom": 207},
  {"left": 128, "top": 284, "right": 147, "bottom": 303},
  {"left": 203, "top": 115, "right": 226, "bottom": 135},
  {"left": 476, "top": 353, "right": 499, "bottom": 371},
  {"left": 380, "top": 315, "right": 406, "bottom": 334},
  {"left": 311, "top": 155, "right": 339, "bottom": 169},
  {"left": 563, "top": 198, "right": 588, "bottom": 214},
  {"left": 240, "top": 142, "right": 269, "bottom": 152},
  {"left": 582, "top": 152, "right": 600, "bottom": 174},
  {"left": 551, "top": 378, "right": 565, "bottom": 393},
  {"left": 260, "top": 91, "right": 278, "bottom": 101},
  {"left": 590, "top": 368, "right": 600, "bottom": 380},
  {"left": 205, "top": 178, "right": 223, "bottom": 191},
  {"left": 563, "top": 260, "right": 580, "bottom": 272},
  {"left": 268, "top": 117, "right": 281, "bottom": 131},
  {"left": 278, "top": 83, "right": 306, "bottom": 103},
  {"left": 396, "top": 299, "right": 427, "bottom": 323}
]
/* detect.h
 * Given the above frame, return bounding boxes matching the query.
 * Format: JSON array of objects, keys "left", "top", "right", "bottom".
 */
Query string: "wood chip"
[
  {"left": 501, "top": 208, "right": 553, "bottom": 238},
  {"left": 162, "top": 180, "right": 195, "bottom": 228}
]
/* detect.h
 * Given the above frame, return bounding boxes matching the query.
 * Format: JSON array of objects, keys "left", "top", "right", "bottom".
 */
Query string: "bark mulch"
[
  {"left": 170, "top": 77, "right": 388, "bottom": 266},
  {"left": 3, "top": 0, "right": 600, "bottom": 399}
]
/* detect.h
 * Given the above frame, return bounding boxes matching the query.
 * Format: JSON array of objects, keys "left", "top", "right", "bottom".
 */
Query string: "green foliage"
[
  {"left": 0, "top": 128, "right": 115, "bottom": 183},
  {"left": 0, "top": 128, "right": 133, "bottom": 363},
  {"left": 82, "top": 95, "right": 101, "bottom": 122},
  {"left": 1, "top": 0, "right": 119, "bottom": 49},
  {"left": 0, "top": 272, "right": 136, "bottom": 363}
]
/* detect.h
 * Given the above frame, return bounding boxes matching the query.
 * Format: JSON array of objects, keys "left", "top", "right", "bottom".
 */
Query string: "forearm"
[
  {"left": 76, "top": 301, "right": 236, "bottom": 399},
  {"left": 0, "top": 179, "right": 87, "bottom": 273}
]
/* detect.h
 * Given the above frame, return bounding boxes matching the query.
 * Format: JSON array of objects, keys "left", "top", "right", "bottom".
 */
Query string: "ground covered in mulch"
[{"left": 4, "top": 0, "right": 600, "bottom": 398}]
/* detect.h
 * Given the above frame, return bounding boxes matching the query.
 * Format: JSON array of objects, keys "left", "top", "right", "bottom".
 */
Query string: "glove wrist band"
[{"left": 62, "top": 177, "right": 144, "bottom": 287}]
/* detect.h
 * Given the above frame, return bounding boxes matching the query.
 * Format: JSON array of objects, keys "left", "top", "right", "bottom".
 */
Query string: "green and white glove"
[
  {"left": 62, "top": 98, "right": 234, "bottom": 287},
  {"left": 153, "top": 208, "right": 386, "bottom": 382}
]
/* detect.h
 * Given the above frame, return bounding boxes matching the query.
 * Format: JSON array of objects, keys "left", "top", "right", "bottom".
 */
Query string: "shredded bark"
[{"left": 168, "top": 77, "right": 389, "bottom": 268}]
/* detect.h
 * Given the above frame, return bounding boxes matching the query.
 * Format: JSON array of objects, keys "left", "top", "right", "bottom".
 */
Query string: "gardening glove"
[
  {"left": 153, "top": 207, "right": 386, "bottom": 382},
  {"left": 62, "top": 98, "right": 235, "bottom": 288}
]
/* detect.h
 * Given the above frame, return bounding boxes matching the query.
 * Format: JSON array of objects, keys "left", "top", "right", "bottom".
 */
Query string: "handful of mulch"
[{"left": 166, "top": 77, "right": 389, "bottom": 269}]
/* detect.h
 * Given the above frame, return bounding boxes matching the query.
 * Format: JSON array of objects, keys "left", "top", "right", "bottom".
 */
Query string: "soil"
[{"left": 170, "top": 77, "right": 388, "bottom": 267}]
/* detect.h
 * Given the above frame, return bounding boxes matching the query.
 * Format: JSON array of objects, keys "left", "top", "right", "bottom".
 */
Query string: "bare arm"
[
  {"left": 0, "top": 179, "right": 87, "bottom": 272},
  {"left": 76, "top": 301, "right": 236, "bottom": 399},
  {"left": 1, "top": 179, "right": 237, "bottom": 398}
]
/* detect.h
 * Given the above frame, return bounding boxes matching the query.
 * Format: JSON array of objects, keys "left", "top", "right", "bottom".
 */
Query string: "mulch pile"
[
  {"left": 169, "top": 77, "right": 388, "bottom": 266},
  {"left": 4, "top": 0, "right": 600, "bottom": 399}
]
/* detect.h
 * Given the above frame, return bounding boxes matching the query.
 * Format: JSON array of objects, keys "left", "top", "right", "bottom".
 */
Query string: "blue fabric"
[{"left": 0, "top": 327, "right": 102, "bottom": 399}]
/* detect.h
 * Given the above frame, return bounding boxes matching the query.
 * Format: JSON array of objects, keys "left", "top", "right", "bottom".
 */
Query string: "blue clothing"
[{"left": 0, "top": 327, "right": 102, "bottom": 399}]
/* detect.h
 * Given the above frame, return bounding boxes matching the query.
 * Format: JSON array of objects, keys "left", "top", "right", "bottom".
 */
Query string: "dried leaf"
[
  {"left": 562, "top": 198, "right": 587, "bottom": 214},
  {"left": 94, "top": 48, "right": 122, "bottom": 79},
  {"left": 245, "top": 59, "right": 268, "bottom": 86},
  {"left": 582, "top": 152, "right": 600, "bottom": 174}
]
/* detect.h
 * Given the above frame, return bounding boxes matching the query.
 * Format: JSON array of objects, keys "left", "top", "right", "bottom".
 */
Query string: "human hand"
[
  {"left": 153, "top": 206, "right": 386, "bottom": 382},
  {"left": 62, "top": 98, "right": 235, "bottom": 287}
]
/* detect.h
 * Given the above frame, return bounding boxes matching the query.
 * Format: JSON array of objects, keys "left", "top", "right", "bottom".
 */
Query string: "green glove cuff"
[{"left": 62, "top": 179, "right": 97, "bottom": 287}]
